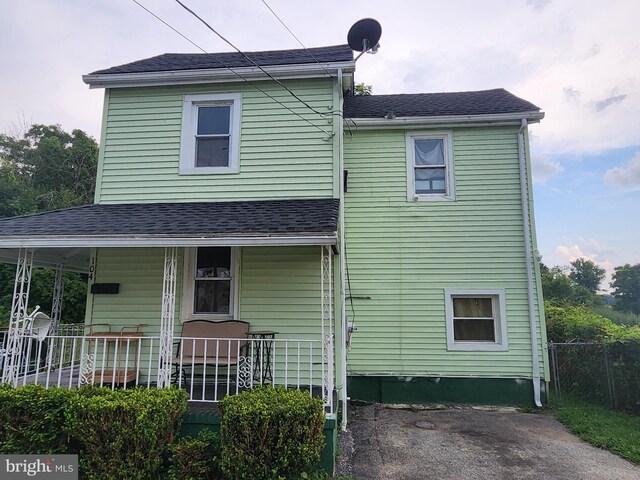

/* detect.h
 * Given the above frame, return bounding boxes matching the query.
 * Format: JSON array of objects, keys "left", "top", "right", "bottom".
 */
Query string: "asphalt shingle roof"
[
  {"left": 343, "top": 89, "right": 540, "bottom": 118},
  {"left": 0, "top": 199, "right": 339, "bottom": 237},
  {"left": 91, "top": 45, "right": 353, "bottom": 75}
]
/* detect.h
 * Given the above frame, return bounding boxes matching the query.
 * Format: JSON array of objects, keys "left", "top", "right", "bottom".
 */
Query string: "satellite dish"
[{"left": 347, "top": 18, "right": 382, "bottom": 56}]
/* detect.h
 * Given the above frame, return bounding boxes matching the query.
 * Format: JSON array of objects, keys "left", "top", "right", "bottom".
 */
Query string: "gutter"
[
  {"left": 518, "top": 118, "right": 542, "bottom": 407},
  {"left": 83, "top": 62, "right": 356, "bottom": 89},
  {"left": 345, "top": 111, "right": 544, "bottom": 129},
  {"left": 337, "top": 68, "right": 349, "bottom": 430},
  {"left": 0, "top": 234, "right": 337, "bottom": 248}
]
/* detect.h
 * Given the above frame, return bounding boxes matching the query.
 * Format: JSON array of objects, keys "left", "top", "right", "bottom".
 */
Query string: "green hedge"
[
  {"left": 168, "top": 429, "right": 222, "bottom": 480},
  {"left": 546, "top": 303, "right": 640, "bottom": 343},
  {"left": 0, "top": 385, "right": 188, "bottom": 479},
  {"left": 0, "top": 384, "right": 74, "bottom": 454},
  {"left": 66, "top": 387, "right": 187, "bottom": 480},
  {"left": 220, "top": 387, "right": 325, "bottom": 480}
]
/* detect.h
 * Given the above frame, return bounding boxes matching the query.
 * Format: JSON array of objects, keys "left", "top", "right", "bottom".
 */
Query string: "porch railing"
[{"left": 5, "top": 334, "right": 334, "bottom": 414}]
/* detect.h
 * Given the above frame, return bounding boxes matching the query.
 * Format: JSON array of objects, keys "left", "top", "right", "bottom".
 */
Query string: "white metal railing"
[{"left": 5, "top": 334, "right": 334, "bottom": 413}]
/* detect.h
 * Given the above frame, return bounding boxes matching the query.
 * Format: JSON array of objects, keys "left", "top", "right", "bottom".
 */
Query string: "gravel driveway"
[{"left": 342, "top": 403, "right": 640, "bottom": 480}]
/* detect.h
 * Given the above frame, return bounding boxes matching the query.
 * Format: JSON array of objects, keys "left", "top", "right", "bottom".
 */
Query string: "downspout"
[
  {"left": 518, "top": 118, "right": 542, "bottom": 407},
  {"left": 337, "top": 68, "right": 349, "bottom": 429}
]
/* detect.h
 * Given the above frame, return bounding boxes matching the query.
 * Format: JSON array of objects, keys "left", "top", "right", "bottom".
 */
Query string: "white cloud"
[
  {"left": 531, "top": 155, "right": 563, "bottom": 184},
  {"left": 603, "top": 152, "right": 640, "bottom": 188},
  {"left": 577, "top": 237, "right": 614, "bottom": 254}
]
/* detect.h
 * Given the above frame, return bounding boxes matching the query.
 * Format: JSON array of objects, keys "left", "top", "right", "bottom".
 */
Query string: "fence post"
[
  {"left": 602, "top": 343, "right": 616, "bottom": 410},
  {"left": 549, "top": 342, "right": 562, "bottom": 405}
]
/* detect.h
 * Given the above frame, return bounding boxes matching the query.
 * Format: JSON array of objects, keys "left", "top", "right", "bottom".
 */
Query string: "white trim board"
[
  {"left": 83, "top": 62, "right": 356, "bottom": 89},
  {"left": 0, "top": 235, "right": 337, "bottom": 248}
]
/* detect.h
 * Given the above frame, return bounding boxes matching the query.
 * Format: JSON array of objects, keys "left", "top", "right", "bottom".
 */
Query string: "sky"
[{"left": 1, "top": 0, "right": 638, "bottom": 290}]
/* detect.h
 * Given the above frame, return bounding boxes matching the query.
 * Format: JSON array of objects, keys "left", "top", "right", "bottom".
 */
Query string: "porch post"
[
  {"left": 2, "top": 248, "right": 34, "bottom": 386},
  {"left": 49, "top": 264, "right": 65, "bottom": 337},
  {"left": 321, "top": 245, "right": 334, "bottom": 412},
  {"left": 158, "top": 247, "right": 177, "bottom": 388}
]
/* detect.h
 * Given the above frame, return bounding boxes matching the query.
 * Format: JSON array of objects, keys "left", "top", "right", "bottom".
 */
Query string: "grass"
[{"left": 554, "top": 398, "right": 640, "bottom": 464}]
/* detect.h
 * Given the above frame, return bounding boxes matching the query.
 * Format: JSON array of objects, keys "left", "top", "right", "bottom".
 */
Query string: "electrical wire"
[
  {"left": 260, "top": 0, "right": 334, "bottom": 79},
  {"left": 174, "top": 0, "right": 332, "bottom": 118},
  {"left": 257, "top": 0, "right": 358, "bottom": 137},
  {"left": 131, "top": 0, "right": 332, "bottom": 136}
]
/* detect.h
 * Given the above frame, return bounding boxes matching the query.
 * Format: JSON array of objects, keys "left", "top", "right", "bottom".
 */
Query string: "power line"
[
  {"left": 257, "top": 0, "right": 358, "bottom": 136},
  {"left": 260, "top": 0, "right": 334, "bottom": 79},
  {"left": 131, "top": 0, "right": 332, "bottom": 136},
  {"left": 174, "top": 0, "right": 333, "bottom": 118}
]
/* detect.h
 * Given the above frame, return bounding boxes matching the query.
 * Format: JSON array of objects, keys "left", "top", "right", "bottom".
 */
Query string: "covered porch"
[{"left": 0, "top": 199, "right": 341, "bottom": 416}]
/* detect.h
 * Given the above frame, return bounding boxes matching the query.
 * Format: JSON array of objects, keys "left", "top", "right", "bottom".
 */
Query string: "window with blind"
[{"left": 444, "top": 289, "right": 508, "bottom": 351}]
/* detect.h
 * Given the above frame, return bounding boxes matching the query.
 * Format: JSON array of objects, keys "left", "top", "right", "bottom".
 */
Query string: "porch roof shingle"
[{"left": 0, "top": 198, "right": 339, "bottom": 240}]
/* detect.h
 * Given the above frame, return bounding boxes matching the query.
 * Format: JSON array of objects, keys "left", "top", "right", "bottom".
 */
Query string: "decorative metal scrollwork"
[
  {"left": 80, "top": 353, "right": 96, "bottom": 385},
  {"left": 237, "top": 355, "right": 253, "bottom": 389}
]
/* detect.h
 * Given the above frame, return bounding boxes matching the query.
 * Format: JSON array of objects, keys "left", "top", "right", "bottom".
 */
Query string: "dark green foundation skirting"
[
  {"left": 180, "top": 413, "right": 337, "bottom": 474},
  {"left": 348, "top": 376, "right": 547, "bottom": 406}
]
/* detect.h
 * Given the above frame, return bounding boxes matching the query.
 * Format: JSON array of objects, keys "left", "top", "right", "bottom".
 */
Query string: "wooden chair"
[{"left": 172, "top": 320, "right": 250, "bottom": 387}]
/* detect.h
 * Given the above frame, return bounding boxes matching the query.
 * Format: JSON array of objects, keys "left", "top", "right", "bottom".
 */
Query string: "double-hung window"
[
  {"left": 444, "top": 289, "right": 508, "bottom": 351},
  {"left": 184, "top": 247, "right": 237, "bottom": 320},
  {"left": 406, "top": 131, "right": 455, "bottom": 201},
  {"left": 180, "top": 93, "right": 242, "bottom": 174}
]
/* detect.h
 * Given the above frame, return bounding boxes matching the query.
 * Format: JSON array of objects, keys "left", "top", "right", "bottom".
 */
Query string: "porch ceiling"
[
  {"left": 0, "top": 198, "right": 339, "bottom": 249},
  {"left": 0, "top": 247, "right": 90, "bottom": 272}
]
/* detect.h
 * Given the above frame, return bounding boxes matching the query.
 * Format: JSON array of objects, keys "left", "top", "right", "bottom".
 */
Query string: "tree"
[
  {"left": 541, "top": 264, "right": 575, "bottom": 306},
  {"left": 611, "top": 264, "right": 640, "bottom": 316},
  {"left": 0, "top": 124, "right": 98, "bottom": 326},
  {"left": 354, "top": 82, "right": 372, "bottom": 96},
  {"left": 540, "top": 262, "right": 603, "bottom": 307},
  {"left": 569, "top": 258, "right": 606, "bottom": 294},
  {"left": 0, "top": 124, "right": 98, "bottom": 211}
]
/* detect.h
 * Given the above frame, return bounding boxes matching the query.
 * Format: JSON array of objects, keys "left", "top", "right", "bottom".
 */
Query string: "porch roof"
[{"left": 0, "top": 198, "right": 339, "bottom": 249}]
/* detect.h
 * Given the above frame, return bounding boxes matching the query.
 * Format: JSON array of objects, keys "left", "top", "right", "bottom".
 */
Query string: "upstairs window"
[
  {"left": 406, "top": 131, "right": 455, "bottom": 201},
  {"left": 444, "top": 289, "right": 508, "bottom": 351},
  {"left": 180, "top": 93, "right": 242, "bottom": 174}
]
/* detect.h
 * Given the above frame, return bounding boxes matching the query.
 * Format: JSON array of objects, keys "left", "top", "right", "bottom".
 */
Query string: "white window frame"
[
  {"left": 444, "top": 289, "right": 508, "bottom": 351},
  {"left": 181, "top": 247, "right": 240, "bottom": 322},
  {"left": 180, "top": 92, "right": 242, "bottom": 175},
  {"left": 406, "top": 131, "right": 455, "bottom": 202}
]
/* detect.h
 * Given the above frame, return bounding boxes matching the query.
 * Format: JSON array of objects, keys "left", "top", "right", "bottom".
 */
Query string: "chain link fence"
[{"left": 549, "top": 342, "right": 640, "bottom": 414}]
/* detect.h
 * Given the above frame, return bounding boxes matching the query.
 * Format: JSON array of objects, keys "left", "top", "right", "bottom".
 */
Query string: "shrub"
[
  {"left": 168, "top": 429, "right": 222, "bottom": 480},
  {"left": 545, "top": 303, "right": 640, "bottom": 343},
  {"left": 0, "top": 384, "right": 74, "bottom": 454},
  {"left": 220, "top": 387, "right": 325, "bottom": 480},
  {"left": 65, "top": 386, "right": 188, "bottom": 480}
]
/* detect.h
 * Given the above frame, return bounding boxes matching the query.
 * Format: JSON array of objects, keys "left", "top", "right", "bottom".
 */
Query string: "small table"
[
  {"left": 247, "top": 330, "right": 277, "bottom": 385},
  {"left": 87, "top": 331, "right": 144, "bottom": 385}
]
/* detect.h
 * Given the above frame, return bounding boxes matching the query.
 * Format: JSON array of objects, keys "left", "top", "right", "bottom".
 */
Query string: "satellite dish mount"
[{"left": 347, "top": 18, "right": 382, "bottom": 61}]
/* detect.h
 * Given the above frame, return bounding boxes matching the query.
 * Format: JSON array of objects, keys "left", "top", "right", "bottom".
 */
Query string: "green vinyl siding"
[
  {"left": 87, "top": 246, "right": 324, "bottom": 338},
  {"left": 85, "top": 246, "right": 333, "bottom": 386},
  {"left": 343, "top": 126, "right": 547, "bottom": 379},
  {"left": 96, "top": 79, "right": 336, "bottom": 204},
  {"left": 87, "top": 247, "right": 182, "bottom": 337}
]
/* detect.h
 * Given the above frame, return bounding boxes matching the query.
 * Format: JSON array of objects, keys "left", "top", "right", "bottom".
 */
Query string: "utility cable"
[
  {"left": 175, "top": 0, "right": 332, "bottom": 118},
  {"left": 131, "top": 0, "right": 332, "bottom": 136},
  {"left": 260, "top": 0, "right": 334, "bottom": 79}
]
